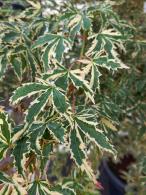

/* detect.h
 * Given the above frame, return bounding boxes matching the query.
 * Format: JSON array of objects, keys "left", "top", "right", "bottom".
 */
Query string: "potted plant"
[{"left": 0, "top": 0, "right": 140, "bottom": 194}]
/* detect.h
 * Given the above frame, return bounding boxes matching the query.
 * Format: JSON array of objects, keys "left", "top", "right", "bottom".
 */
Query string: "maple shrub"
[{"left": 0, "top": 0, "right": 135, "bottom": 194}]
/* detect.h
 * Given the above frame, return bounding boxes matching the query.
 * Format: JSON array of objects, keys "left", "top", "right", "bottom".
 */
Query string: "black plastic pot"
[
  {"left": 0, "top": 2, "right": 25, "bottom": 10},
  {"left": 99, "top": 160, "right": 126, "bottom": 195}
]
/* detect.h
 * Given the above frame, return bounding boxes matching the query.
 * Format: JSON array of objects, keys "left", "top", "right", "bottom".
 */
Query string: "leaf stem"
[
  {"left": 72, "top": 87, "right": 76, "bottom": 113},
  {"left": 79, "top": 31, "right": 86, "bottom": 61}
]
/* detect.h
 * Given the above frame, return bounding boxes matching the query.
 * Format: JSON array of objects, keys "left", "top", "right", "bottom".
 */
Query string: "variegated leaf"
[
  {"left": 69, "top": 72, "right": 93, "bottom": 95},
  {"left": 28, "top": 180, "right": 62, "bottom": 195},
  {"left": 26, "top": 89, "right": 51, "bottom": 124},
  {"left": 0, "top": 172, "right": 27, "bottom": 195},
  {"left": 2, "top": 31, "right": 20, "bottom": 43},
  {"left": 52, "top": 88, "right": 68, "bottom": 113},
  {"left": 50, "top": 184, "right": 76, "bottom": 195},
  {"left": 43, "top": 67, "right": 93, "bottom": 95},
  {"left": 75, "top": 117, "right": 115, "bottom": 154},
  {"left": 69, "top": 127, "right": 98, "bottom": 183},
  {"left": 90, "top": 64, "right": 101, "bottom": 90},
  {"left": 11, "top": 58, "right": 22, "bottom": 81},
  {"left": 43, "top": 67, "right": 68, "bottom": 91},
  {"left": 101, "top": 117, "right": 117, "bottom": 131},
  {"left": 32, "top": 33, "right": 72, "bottom": 63},
  {"left": 47, "top": 122, "right": 65, "bottom": 142},
  {"left": 86, "top": 29, "right": 128, "bottom": 70},
  {"left": 28, "top": 123, "right": 46, "bottom": 155},
  {"left": 0, "top": 55, "right": 8, "bottom": 80},
  {"left": 12, "top": 137, "right": 30, "bottom": 174},
  {"left": 69, "top": 128, "right": 86, "bottom": 167},
  {"left": 10, "top": 83, "right": 49, "bottom": 104},
  {"left": 0, "top": 112, "right": 11, "bottom": 159},
  {"left": 75, "top": 60, "right": 101, "bottom": 90},
  {"left": 61, "top": 7, "right": 92, "bottom": 39},
  {"left": 93, "top": 56, "right": 127, "bottom": 70}
]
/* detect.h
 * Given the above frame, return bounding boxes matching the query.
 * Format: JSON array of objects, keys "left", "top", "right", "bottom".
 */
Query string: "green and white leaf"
[
  {"left": 69, "top": 127, "right": 96, "bottom": 183},
  {"left": 32, "top": 33, "right": 72, "bottom": 63},
  {"left": 86, "top": 29, "right": 128, "bottom": 70},
  {"left": 69, "top": 128, "right": 86, "bottom": 167},
  {"left": 0, "top": 55, "right": 8, "bottom": 79},
  {"left": 26, "top": 89, "right": 51, "bottom": 124},
  {"left": 43, "top": 67, "right": 93, "bottom": 96},
  {"left": 0, "top": 112, "right": 11, "bottom": 159},
  {"left": 2, "top": 31, "right": 20, "bottom": 43},
  {"left": 52, "top": 88, "right": 68, "bottom": 113},
  {"left": 61, "top": 7, "right": 92, "bottom": 38},
  {"left": 0, "top": 172, "right": 27, "bottom": 195},
  {"left": 28, "top": 180, "right": 62, "bottom": 195},
  {"left": 47, "top": 122, "right": 65, "bottom": 142},
  {"left": 12, "top": 137, "right": 30, "bottom": 174},
  {"left": 50, "top": 183, "right": 76, "bottom": 195},
  {"left": 28, "top": 123, "right": 46, "bottom": 155},
  {"left": 42, "top": 66, "right": 69, "bottom": 91},
  {"left": 75, "top": 117, "right": 115, "bottom": 154},
  {"left": 10, "top": 82, "right": 49, "bottom": 104},
  {"left": 77, "top": 59, "right": 101, "bottom": 90},
  {"left": 11, "top": 58, "right": 22, "bottom": 80},
  {"left": 69, "top": 72, "right": 93, "bottom": 96}
]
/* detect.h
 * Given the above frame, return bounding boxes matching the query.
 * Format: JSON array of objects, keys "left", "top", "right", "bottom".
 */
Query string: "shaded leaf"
[
  {"left": 47, "top": 122, "right": 65, "bottom": 142},
  {"left": 13, "top": 137, "right": 29, "bottom": 174},
  {"left": 11, "top": 58, "right": 22, "bottom": 80}
]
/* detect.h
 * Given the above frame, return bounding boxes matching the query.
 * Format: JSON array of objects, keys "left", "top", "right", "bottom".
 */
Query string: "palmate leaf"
[
  {"left": 88, "top": 2, "right": 119, "bottom": 28},
  {"left": 69, "top": 128, "right": 86, "bottom": 166},
  {"left": 51, "top": 184, "right": 76, "bottom": 195},
  {"left": 32, "top": 33, "right": 72, "bottom": 64},
  {"left": 26, "top": 89, "right": 51, "bottom": 124},
  {"left": 12, "top": 137, "right": 30, "bottom": 174},
  {"left": 27, "top": 121, "right": 65, "bottom": 155},
  {"left": 75, "top": 117, "right": 115, "bottom": 154},
  {"left": 80, "top": 56, "right": 124, "bottom": 82},
  {"left": 52, "top": 88, "right": 68, "bottom": 113},
  {"left": 61, "top": 7, "right": 92, "bottom": 39},
  {"left": 90, "top": 2, "right": 133, "bottom": 34},
  {"left": 28, "top": 123, "right": 46, "bottom": 155},
  {"left": 79, "top": 53, "right": 127, "bottom": 90},
  {"left": 69, "top": 127, "right": 97, "bottom": 183},
  {"left": 93, "top": 56, "right": 126, "bottom": 70},
  {"left": 47, "top": 122, "right": 65, "bottom": 143},
  {"left": 0, "top": 172, "right": 27, "bottom": 195},
  {"left": 10, "top": 83, "right": 49, "bottom": 104},
  {"left": 43, "top": 66, "right": 93, "bottom": 97},
  {"left": 86, "top": 29, "right": 128, "bottom": 70},
  {"left": 11, "top": 81, "right": 69, "bottom": 125},
  {"left": 0, "top": 112, "right": 11, "bottom": 159},
  {"left": 42, "top": 67, "right": 69, "bottom": 90},
  {"left": 28, "top": 180, "right": 63, "bottom": 195},
  {"left": 77, "top": 59, "right": 101, "bottom": 90}
]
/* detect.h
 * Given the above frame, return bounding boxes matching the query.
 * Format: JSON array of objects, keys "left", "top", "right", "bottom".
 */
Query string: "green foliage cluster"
[{"left": 0, "top": 0, "right": 145, "bottom": 194}]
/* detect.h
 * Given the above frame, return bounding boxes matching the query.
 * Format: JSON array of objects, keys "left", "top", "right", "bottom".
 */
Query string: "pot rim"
[{"left": 102, "top": 159, "right": 126, "bottom": 189}]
